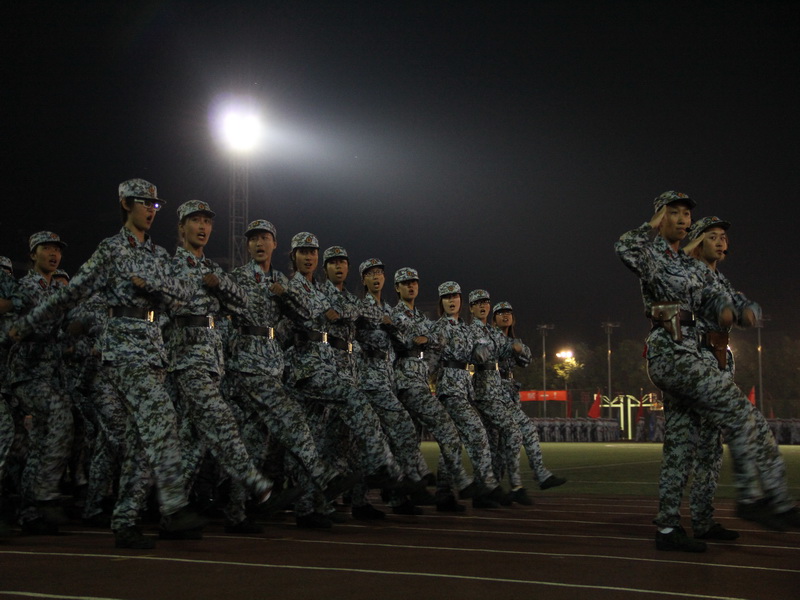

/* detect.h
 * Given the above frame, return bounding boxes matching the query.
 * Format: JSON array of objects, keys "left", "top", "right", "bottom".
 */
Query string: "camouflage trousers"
[
  {"left": 648, "top": 344, "right": 764, "bottom": 509},
  {"left": 104, "top": 363, "right": 188, "bottom": 529},
  {"left": 397, "top": 382, "right": 472, "bottom": 491},
  {"left": 512, "top": 400, "right": 552, "bottom": 484},
  {"left": 13, "top": 377, "right": 74, "bottom": 523},
  {"left": 174, "top": 368, "right": 272, "bottom": 503},
  {"left": 474, "top": 375, "right": 523, "bottom": 488},
  {"left": 225, "top": 372, "right": 338, "bottom": 524},
  {"left": 295, "top": 369, "right": 400, "bottom": 480},
  {"left": 437, "top": 390, "right": 498, "bottom": 491},
  {"left": 363, "top": 387, "right": 430, "bottom": 482},
  {"left": 0, "top": 398, "right": 13, "bottom": 498}
]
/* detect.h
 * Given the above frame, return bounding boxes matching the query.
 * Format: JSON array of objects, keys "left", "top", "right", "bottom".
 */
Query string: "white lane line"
[
  {"left": 0, "top": 593, "right": 123, "bottom": 600},
  {"left": 0, "top": 551, "right": 756, "bottom": 600}
]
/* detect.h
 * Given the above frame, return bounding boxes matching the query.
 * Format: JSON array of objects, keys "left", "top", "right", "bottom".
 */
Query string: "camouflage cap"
[
  {"left": 53, "top": 269, "right": 70, "bottom": 280},
  {"left": 119, "top": 178, "right": 164, "bottom": 204},
  {"left": 359, "top": 258, "right": 384, "bottom": 278},
  {"left": 394, "top": 267, "right": 419, "bottom": 284},
  {"left": 245, "top": 219, "right": 277, "bottom": 239},
  {"left": 290, "top": 232, "right": 319, "bottom": 250},
  {"left": 29, "top": 231, "right": 67, "bottom": 252},
  {"left": 468, "top": 289, "right": 490, "bottom": 304},
  {"left": 323, "top": 246, "right": 348, "bottom": 264},
  {"left": 438, "top": 281, "right": 461, "bottom": 296},
  {"left": 0, "top": 256, "right": 13, "bottom": 274},
  {"left": 177, "top": 199, "right": 216, "bottom": 221},
  {"left": 687, "top": 216, "right": 731, "bottom": 242},
  {"left": 493, "top": 301, "right": 513, "bottom": 313},
  {"left": 654, "top": 190, "right": 696, "bottom": 212}
]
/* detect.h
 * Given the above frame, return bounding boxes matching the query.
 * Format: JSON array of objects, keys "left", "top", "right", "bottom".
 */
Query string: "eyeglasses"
[{"left": 132, "top": 198, "right": 162, "bottom": 211}]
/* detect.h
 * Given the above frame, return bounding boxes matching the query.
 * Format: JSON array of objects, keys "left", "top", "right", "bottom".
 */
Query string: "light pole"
[
  {"left": 217, "top": 103, "right": 264, "bottom": 269},
  {"left": 756, "top": 315, "right": 770, "bottom": 414},
  {"left": 537, "top": 324, "right": 554, "bottom": 417},
  {"left": 601, "top": 321, "right": 620, "bottom": 413}
]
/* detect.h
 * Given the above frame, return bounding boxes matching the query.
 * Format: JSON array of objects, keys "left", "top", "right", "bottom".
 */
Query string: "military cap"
[
  {"left": 394, "top": 267, "right": 419, "bottom": 284},
  {"left": 245, "top": 219, "right": 277, "bottom": 239},
  {"left": 493, "top": 301, "right": 513, "bottom": 313},
  {"left": 654, "top": 190, "right": 696, "bottom": 212},
  {"left": 119, "top": 178, "right": 165, "bottom": 205},
  {"left": 323, "top": 246, "right": 348, "bottom": 263},
  {"left": 0, "top": 256, "right": 13, "bottom": 275},
  {"left": 687, "top": 216, "right": 731, "bottom": 242},
  {"left": 468, "top": 289, "right": 490, "bottom": 305},
  {"left": 290, "top": 232, "right": 319, "bottom": 250},
  {"left": 29, "top": 231, "right": 67, "bottom": 252},
  {"left": 438, "top": 281, "right": 461, "bottom": 296},
  {"left": 359, "top": 258, "right": 384, "bottom": 278},
  {"left": 54, "top": 269, "right": 70, "bottom": 280},
  {"left": 177, "top": 200, "right": 216, "bottom": 221}
]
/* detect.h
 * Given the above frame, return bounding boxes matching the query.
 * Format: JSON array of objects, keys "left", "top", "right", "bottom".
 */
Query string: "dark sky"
[{"left": 4, "top": 1, "right": 800, "bottom": 350}]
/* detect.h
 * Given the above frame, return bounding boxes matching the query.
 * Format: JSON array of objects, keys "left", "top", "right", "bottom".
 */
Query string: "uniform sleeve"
[{"left": 614, "top": 222, "right": 658, "bottom": 279}]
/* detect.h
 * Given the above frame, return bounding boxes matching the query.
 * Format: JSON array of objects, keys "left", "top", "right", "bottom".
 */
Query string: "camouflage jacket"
[
  {"left": 226, "top": 260, "right": 302, "bottom": 376},
  {"left": 284, "top": 273, "right": 336, "bottom": 382},
  {"left": 615, "top": 222, "right": 730, "bottom": 359},
  {"left": 7, "top": 271, "right": 63, "bottom": 384},
  {"left": 390, "top": 301, "right": 438, "bottom": 390},
  {"left": 166, "top": 246, "right": 247, "bottom": 375},
  {"left": 15, "top": 227, "right": 190, "bottom": 368},
  {"left": 496, "top": 328, "right": 531, "bottom": 395},
  {"left": 356, "top": 294, "right": 400, "bottom": 391},
  {"left": 429, "top": 315, "right": 490, "bottom": 397}
]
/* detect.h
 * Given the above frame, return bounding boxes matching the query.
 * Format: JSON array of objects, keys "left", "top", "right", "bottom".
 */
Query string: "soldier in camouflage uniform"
[
  {"left": 167, "top": 201, "right": 279, "bottom": 535},
  {"left": 10, "top": 179, "right": 206, "bottom": 549},
  {"left": 357, "top": 258, "right": 434, "bottom": 515},
  {"left": 391, "top": 267, "right": 478, "bottom": 513},
  {"left": 225, "top": 220, "right": 352, "bottom": 532},
  {"left": 0, "top": 257, "right": 18, "bottom": 535},
  {"left": 492, "top": 301, "right": 566, "bottom": 497},
  {"left": 672, "top": 216, "right": 800, "bottom": 539},
  {"left": 429, "top": 281, "right": 505, "bottom": 508},
  {"left": 7, "top": 231, "right": 73, "bottom": 533},
  {"left": 283, "top": 234, "right": 403, "bottom": 528},
  {"left": 615, "top": 190, "right": 791, "bottom": 552}
]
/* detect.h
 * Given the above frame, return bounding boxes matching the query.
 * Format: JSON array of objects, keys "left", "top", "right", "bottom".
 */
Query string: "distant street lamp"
[
  {"left": 601, "top": 321, "right": 621, "bottom": 414},
  {"left": 537, "top": 324, "right": 554, "bottom": 417},
  {"left": 216, "top": 101, "right": 264, "bottom": 268}
]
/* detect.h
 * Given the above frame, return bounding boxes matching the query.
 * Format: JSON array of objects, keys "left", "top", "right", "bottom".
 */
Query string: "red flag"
[
  {"left": 636, "top": 403, "right": 645, "bottom": 421},
  {"left": 747, "top": 386, "right": 756, "bottom": 406},
  {"left": 588, "top": 393, "right": 602, "bottom": 419}
]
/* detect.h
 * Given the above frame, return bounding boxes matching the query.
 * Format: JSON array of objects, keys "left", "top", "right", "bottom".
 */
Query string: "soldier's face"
[
  {"left": 362, "top": 267, "right": 385, "bottom": 294},
  {"left": 325, "top": 258, "right": 348, "bottom": 285},
  {"left": 659, "top": 203, "right": 691, "bottom": 244},
  {"left": 247, "top": 232, "right": 276, "bottom": 264},
  {"left": 31, "top": 243, "right": 62, "bottom": 275},
  {"left": 295, "top": 248, "right": 318, "bottom": 277},
  {"left": 180, "top": 214, "right": 213, "bottom": 251},
  {"left": 441, "top": 293, "right": 461, "bottom": 316},
  {"left": 396, "top": 280, "right": 419, "bottom": 301},
  {"left": 494, "top": 310, "right": 514, "bottom": 328},
  {"left": 699, "top": 226, "right": 728, "bottom": 265},
  {"left": 470, "top": 299, "right": 490, "bottom": 321},
  {"left": 126, "top": 198, "right": 157, "bottom": 232}
]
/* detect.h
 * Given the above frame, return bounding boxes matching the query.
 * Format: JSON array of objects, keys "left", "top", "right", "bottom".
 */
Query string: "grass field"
[{"left": 421, "top": 441, "right": 800, "bottom": 499}]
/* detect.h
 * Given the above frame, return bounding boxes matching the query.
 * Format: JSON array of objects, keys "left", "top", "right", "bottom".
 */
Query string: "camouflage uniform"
[
  {"left": 14, "top": 225, "right": 194, "bottom": 530},
  {"left": 226, "top": 257, "right": 340, "bottom": 523},
  {"left": 9, "top": 258, "right": 74, "bottom": 525},
  {"left": 391, "top": 290, "right": 473, "bottom": 492},
  {"left": 429, "top": 286, "right": 497, "bottom": 492},
  {"left": 358, "top": 286, "right": 430, "bottom": 484},
  {"left": 0, "top": 269, "right": 18, "bottom": 511},
  {"left": 168, "top": 239, "right": 272, "bottom": 503},
  {"left": 615, "top": 205, "right": 768, "bottom": 524}
]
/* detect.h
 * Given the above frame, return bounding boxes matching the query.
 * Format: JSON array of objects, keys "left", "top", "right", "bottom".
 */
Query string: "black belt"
[
  {"left": 473, "top": 362, "right": 499, "bottom": 372},
  {"left": 363, "top": 347, "right": 389, "bottom": 360},
  {"left": 109, "top": 306, "right": 157, "bottom": 322},
  {"left": 397, "top": 349, "right": 424, "bottom": 359},
  {"left": 442, "top": 360, "right": 468, "bottom": 370},
  {"left": 328, "top": 334, "right": 352, "bottom": 353},
  {"left": 175, "top": 315, "right": 215, "bottom": 328},
  {"left": 239, "top": 325, "right": 274, "bottom": 338},
  {"left": 500, "top": 371, "right": 514, "bottom": 380}
]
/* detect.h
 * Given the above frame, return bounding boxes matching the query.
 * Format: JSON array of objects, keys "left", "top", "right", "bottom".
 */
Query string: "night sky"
[{"left": 5, "top": 1, "right": 800, "bottom": 350}]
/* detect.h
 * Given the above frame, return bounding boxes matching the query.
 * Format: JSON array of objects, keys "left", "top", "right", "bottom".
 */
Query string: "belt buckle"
[
  {"left": 417, "top": 351, "right": 424, "bottom": 360},
  {"left": 321, "top": 332, "right": 328, "bottom": 344},
  {"left": 268, "top": 327, "right": 275, "bottom": 339},
  {"left": 347, "top": 342, "right": 353, "bottom": 353},
  {"left": 146, "top": 310, "right": 155, "bottom": 323},
  {"left": 208, "top": 316, "right": 215, "bottom": 329}
]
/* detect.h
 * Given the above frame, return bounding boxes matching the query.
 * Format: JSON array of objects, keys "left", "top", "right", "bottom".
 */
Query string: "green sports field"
[{"left": 420, "top": 441, "right": 800, "bottom": 499}]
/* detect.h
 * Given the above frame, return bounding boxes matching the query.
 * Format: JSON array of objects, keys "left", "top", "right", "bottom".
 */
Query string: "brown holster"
[
  {"left": 705, "top": 331, "right": 729, "bottom": 370},
  {"left": 650, "top": 302, "right": 683, "bottom": 342}
]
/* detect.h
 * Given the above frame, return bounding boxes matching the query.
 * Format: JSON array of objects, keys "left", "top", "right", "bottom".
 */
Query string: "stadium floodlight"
[{"left": 221, "top": 110, "right": 263, "bottom": 154}]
